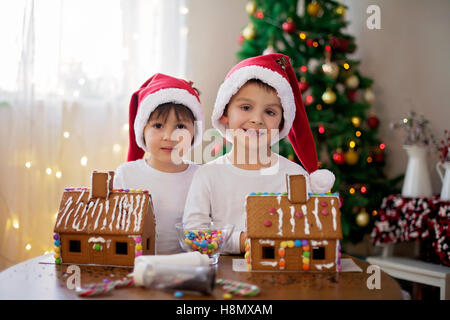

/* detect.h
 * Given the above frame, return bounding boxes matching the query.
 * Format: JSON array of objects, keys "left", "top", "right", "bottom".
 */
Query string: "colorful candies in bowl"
[
  {"left": 175, "top": 223, "right": 234, "bottom": 264},
  {"left": 184, "top": 229, "right": 223, "bottom": 255}
]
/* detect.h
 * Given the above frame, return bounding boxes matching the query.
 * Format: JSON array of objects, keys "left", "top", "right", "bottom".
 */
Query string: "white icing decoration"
[
  {"left": 277, "top": 196, "right": 282, "bottom": 205},
  {"left": 135, "top": 194, "right": 145, "bottom": 232},
  {"left": 276, "top": 208, "right": 283, "bottom": 236},
  {"left": 106, "top": 239, "right": 111, "bottom": 249},
  {"left": 76, "top": 189, "right": 86, "bottom": 205},
  {"left": 289, "top": 206, "right": 295, "bottom": 233},
  {"left": 116, "top": 195, "right": 125, "bottom": 230},
  {"left": 301, "top": 205, "right": 310, "bottom": 235},
  {"left": 312, "top": 197, "right": 322, "bottom": 230},
  {"left": 88, "top": 237, "right": 106, "bottom": 243},
  {"left": 258, "top": 239, "right": 275, "bottom": 246},
  {"left": 121, "top": 196, "right": 129, "bottom": 231},
  {"left": 109, "top": 196, "right": 119, "bottom": 231},
  {"left": 315, "top": 263, "right": 334, "bottom": 270},
  {"left": 56, "top": 197, "right": 73, "bottom": 228},
  {"left": 91, "top": 198, "right": 100, "bottom": 218},
  {"left": 125, "top": 195, "right": 134, "bottom": 232},
  {"left": 331, "top": 199, "right": 337, "bottom": 231},
  {"left": 311, "top": 240, "right": 328, "bottom": 246},
  {"left": 93, "top": 202, "right": 103, "bottom": 231},
  {"left": 260, "top": 261, "right": 277, "bottom": 267}
]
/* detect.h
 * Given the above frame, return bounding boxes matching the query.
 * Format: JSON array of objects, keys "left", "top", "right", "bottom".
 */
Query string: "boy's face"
[
  {"left": 143, "top": 108, "right": 194, "bottom": 165},
  {"left": 219, "top": 82, "right": 283, "bottom": 152}
]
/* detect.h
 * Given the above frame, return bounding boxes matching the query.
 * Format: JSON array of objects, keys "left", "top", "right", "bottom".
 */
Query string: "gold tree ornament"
[
  {"left": 345, "top": 74, "right": 359, "bottom": 89},
  {"left": 335, "top": 5, "right": 346, "bottom": 17},
  {"left": 307, "top": 1, "right": 322, "bottom": 17},
  {"left": 364, "top": 88, "right": 375, "bottom": 104},
  {"left": 242, "top": 23, "right": 256, "bottom": 40},
  {"left": 356, "top": 208, "right": 370, "bottom": 227},
  {"left": 246, "top": 1, "right": 256, "bottom": 15},
  {"left": 322, "top": 61, "right": 339, "bottom": 79},
  {"left": 322, "top": 88, "right": 337, "bottom": 104},
  {"left": 345, "top": 149, "right": 359, "bottom": 165}
]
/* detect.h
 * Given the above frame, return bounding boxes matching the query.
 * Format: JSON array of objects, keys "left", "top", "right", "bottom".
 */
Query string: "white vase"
[
  {"left": 401, "top": 145, "right": 432, "bottom": 198},
  {"left": 436, "top": 161, "right": 450, "bottom": 201}
]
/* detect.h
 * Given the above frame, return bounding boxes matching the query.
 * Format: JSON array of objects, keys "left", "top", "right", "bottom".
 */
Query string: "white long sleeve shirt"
[
  {"left": 114, "top": 159, "right": 199, "bottom": 253},
  {"left": 183, "top": 154, "right": 312, "bottom": 254}
]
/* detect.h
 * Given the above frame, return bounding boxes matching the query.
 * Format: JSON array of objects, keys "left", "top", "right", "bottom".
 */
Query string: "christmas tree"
[{"left": 237, "top": 0, "right": 401, "bottom": 244}]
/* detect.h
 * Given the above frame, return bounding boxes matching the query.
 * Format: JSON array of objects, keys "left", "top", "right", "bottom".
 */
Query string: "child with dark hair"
[{"left": 115, "top": 73, "right": 204, "bottom": 253}]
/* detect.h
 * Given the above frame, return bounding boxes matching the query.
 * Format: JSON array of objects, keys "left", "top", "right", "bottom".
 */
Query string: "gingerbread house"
[
  {"left": 245, "top": 174, "right": 342, "bottom": 272},
  {"left": 53, "top": 171, "right": 155, "bottom": 267}
]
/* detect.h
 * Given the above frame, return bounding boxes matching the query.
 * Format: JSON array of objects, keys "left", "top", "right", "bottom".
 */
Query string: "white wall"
[
  {"left": 186, "top": 0, "right": 249, "bottom": 133},
  {"left": 187, "top": 0, "right": 450, "bottom": 195},
  {"left": 342, "top": 0, "right": 450, "bottom": 194}
]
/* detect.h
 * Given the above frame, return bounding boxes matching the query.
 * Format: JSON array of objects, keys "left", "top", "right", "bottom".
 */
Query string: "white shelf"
[{"left": 367, "top": 256, "right": 450, "bottom": 300}]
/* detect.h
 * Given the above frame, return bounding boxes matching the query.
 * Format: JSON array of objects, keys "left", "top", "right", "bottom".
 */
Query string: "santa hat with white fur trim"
[
  {"left": 127, "top": 73, "right": 204, "bottom": 162},
  {"left": 212, "top": 53, "right": 320, "bottom": 174}
]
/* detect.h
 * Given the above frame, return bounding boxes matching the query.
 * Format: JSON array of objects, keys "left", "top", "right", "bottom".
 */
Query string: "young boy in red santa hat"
[
  {"left": 183, "top": 53, "right": 335, "bottom": 254},
  {"left": 115, "top": 73, "right": 204, "bottom": 253}
]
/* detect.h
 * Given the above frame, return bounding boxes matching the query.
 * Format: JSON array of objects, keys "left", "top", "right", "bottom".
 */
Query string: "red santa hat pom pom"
[{"left": 309, "top": 169, "right": 335, "bottom": 194}]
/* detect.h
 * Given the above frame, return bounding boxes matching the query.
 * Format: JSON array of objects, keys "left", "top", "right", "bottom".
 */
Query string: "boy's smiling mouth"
[{"left": 242, "top": 128, "right": 267, "bottom": 137}]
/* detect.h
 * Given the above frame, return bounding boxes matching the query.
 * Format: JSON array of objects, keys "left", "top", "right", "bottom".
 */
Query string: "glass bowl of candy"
[{"left": 175, "top": 223, "right": 235, "bottom": 264}]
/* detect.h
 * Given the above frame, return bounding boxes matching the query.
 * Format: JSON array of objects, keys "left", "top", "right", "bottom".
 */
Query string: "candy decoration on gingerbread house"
[
  {"left": 53, "top": 171, "right": 156, "bottom": 266},
  {"left": 245, "top": 174, "right": 342, "bottom": 271}
]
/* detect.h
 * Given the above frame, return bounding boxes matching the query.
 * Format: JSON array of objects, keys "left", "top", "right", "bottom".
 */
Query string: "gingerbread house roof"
[
  {"left": 54, "top": 171, "right": 152, "bottom": 235},
  {"left": 246, "top": 174, "right": 342, "bottom": 240}
]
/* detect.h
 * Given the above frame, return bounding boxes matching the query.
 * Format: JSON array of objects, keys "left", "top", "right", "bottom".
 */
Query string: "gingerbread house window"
[
  {"left": 115, "top": 242, "right": 128, "bottom": 255},
  {"left": 262, "top": 246, "right": 275, "bottom": 259},
  {"left": 69, "top": 240, "right": 81, "bottom": 253},
  {"left": 312, "top": 247, "right": 325, "bottom": 260}
]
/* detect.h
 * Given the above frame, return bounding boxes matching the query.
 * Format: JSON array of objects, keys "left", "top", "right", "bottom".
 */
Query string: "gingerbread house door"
[
  {"left": 89, "top": 240, "right": 106, "bottom": 265},
  {"left": 285, "top": 247, "right": 302, "bottom": 271}
]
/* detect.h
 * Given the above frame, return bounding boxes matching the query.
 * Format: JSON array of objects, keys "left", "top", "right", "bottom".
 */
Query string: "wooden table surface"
[{"left": 0, "top": 253, "right": 403, "bottom": 300}]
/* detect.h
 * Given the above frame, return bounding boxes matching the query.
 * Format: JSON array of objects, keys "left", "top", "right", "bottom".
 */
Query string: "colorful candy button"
[
  {"left": 280, "top": 241, "right": 288, "bottom": 248},
  {"left": 294, "top": 240, "right": 301, "bottom": 247},
  {"left": 278, "top": 248, "right": 285, "bottom": 257},
  {"left": 264, "top": 220, "right": 272, "bottom": 227},
  {"left": 268, "top": 208, "right": 276, "bottom": 214},
  {"left": 223, "top": 293, "right": 233, "bottom": 300},
  {"left": 321, "top": 209, "right": 329, "bottom": 216},
  {"left": 174, "top": 291, "right": 184, "bottom": 298},
  {"left": 295, "top": 211, "right": 303, "bottom": 218},
  {"left": 287, "top": 240, "right": 295, "bottom": 248}
]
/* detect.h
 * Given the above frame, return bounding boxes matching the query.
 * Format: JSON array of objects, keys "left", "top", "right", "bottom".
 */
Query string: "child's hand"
[{"left": 239, "top": 232, "right": 247, "bottom": 253}]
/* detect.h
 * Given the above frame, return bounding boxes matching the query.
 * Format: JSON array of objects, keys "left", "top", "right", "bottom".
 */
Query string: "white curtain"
[{"left": 0, "top": 0, "right": 188, "bottom": 270}]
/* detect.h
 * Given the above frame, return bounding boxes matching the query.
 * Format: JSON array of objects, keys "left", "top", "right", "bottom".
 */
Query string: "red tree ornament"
[
  {"left": 298, "top": 79, "right": 309, "bottom": 92},
  {"left": 347, "top": 89, "right": 357, "bottom": 102},
  {"left": 282, "top": 19, "right": 296, "bottom": 34},
  {"left": 367, "top": 115, "right": 380, "bottom": 129},
  {"left": 332, "top": 150, "right": 346, "bottom": 165}
]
